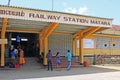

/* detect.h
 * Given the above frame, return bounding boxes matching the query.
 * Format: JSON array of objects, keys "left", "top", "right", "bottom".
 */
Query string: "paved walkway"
[
  {"left": 1, "top": 58, "right": 120, "bottom": 80},
  {"left": 0, "top": 64, "right": 120, "bottom": 80}
]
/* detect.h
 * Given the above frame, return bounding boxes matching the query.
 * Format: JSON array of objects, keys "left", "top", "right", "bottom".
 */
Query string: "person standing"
[
  {"left": 14, "top": 48, "right": 19, "bottom": 62},
  {"left": 11, "top": 49, "right": 16, "bottom": 64},
  {"left": 19, "top": 48, "right": 25, "bottom": 65},
  {"left": 46, "top": 50, "right": 53, "bottom": 71},
  {"left": 56, "top": 52, "right": 61, "bottom": 70},
  {"left": 66, "top": 50, "right": 72, "bottom": 71}
]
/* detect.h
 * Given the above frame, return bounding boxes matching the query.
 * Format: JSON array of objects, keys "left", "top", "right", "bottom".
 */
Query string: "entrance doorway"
[
  {"left": 4, "top": 32, "right": 42, "bottom": 69},
  {"left": 7, "top": 32, "right": 39, "bottom": 57}
]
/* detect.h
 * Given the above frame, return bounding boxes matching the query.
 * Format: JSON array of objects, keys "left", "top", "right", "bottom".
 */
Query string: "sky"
[{"left": 0, "top": 0, "right": 120, "bottom": 25}]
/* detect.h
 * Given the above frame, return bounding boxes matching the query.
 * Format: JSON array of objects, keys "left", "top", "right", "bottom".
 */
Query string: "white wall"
[{"left": 48, "top": 34, "right": 72, "bottom": 56}]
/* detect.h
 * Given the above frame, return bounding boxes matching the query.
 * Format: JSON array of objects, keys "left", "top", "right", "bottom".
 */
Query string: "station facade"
[{"left": 1, "top": 5, "right": 119, "bottom": 67}]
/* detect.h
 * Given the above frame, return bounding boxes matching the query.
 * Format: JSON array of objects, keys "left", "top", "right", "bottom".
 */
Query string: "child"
[
  {"left": 11, "top": 49, "right": 16, "bottom": 64},
  {"left": 56, "top": 52, "right": 61, "bottom": 70}
]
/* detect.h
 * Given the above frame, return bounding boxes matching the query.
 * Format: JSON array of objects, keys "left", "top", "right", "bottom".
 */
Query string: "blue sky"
[{"left": 0, "top": 0, "right": 120, "bottom": 25}]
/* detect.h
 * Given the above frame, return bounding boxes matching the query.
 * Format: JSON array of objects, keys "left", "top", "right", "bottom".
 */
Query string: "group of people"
[
  {"left": 10, "top": 45, "right": 25, "bottom": 65},
  {"left": 46, "top": 50, "right": 72, "bottom": 71}
]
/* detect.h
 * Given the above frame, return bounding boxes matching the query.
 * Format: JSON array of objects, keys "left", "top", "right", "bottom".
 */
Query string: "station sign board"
[{"left": 0, "top": 5, "right": 113, "bottom": 27}]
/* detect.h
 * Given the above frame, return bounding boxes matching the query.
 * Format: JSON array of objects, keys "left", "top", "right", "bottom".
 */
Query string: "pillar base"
[{"left": 43, "top": 65, "right": 47, "bottom": 68}]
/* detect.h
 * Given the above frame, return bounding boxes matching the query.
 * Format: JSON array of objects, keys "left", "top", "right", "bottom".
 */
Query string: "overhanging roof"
[
  {"left": 95, "top": 25, "right": 120, "bottom": 36},
  {"left": 0, "top": 18, "right": 89, "bottom": 34}
]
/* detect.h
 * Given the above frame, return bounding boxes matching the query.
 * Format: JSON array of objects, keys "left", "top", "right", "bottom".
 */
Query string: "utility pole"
[
  {"left": 8, "top": 0, "right": 11, "bottom": 6},
  {"left": 52, "top": 0, "right": 54, "bottom": 11}
]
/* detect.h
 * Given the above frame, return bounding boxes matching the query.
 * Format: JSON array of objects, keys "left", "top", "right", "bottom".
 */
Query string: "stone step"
[{"left": 51, "top": 57, "right": 80, "bottom": 68}]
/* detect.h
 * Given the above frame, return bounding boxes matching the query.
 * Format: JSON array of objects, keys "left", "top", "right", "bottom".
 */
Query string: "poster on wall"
[{"left": 84, "top": 39, "right": 94, "bottom": 48}]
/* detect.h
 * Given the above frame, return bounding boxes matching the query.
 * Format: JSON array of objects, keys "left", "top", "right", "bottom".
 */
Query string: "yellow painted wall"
[
  {"left": 75, "top": 48, "right": 120, "bottom": 56},
  {"left": 74, "top": 36, "right": 120, "bottom": 56}
]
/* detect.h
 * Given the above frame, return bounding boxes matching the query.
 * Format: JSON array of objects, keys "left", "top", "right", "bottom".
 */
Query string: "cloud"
[
  {"left": 64, "top": 7, "right": 77, "bottom": 14},
  {"left": 78, "top": 7, "right": 88, "bottom": 14},
  {"left": 63, "top": 6, "right": 88, "bottom": 15}
]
